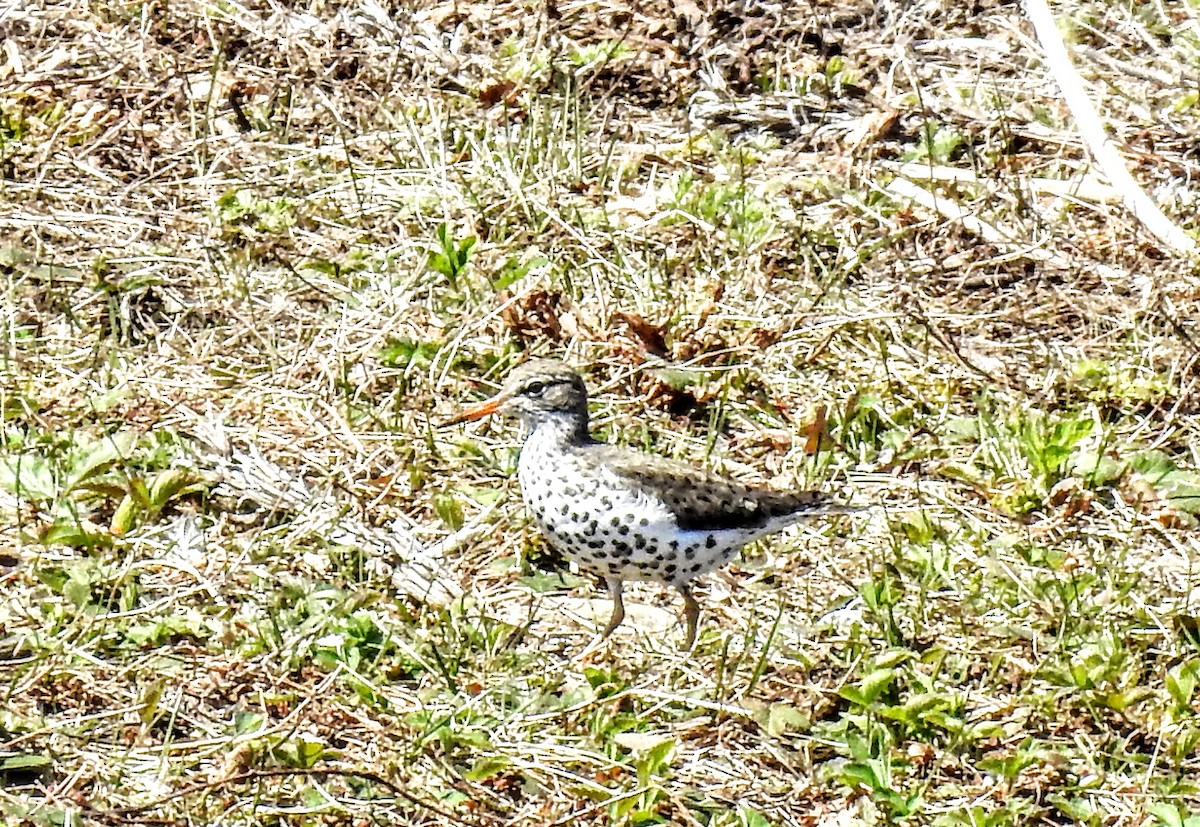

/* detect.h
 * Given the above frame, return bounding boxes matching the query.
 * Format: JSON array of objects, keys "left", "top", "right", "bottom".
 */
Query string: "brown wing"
[{"left": 583, "top": 443, "right": 846, "bottom": 532}]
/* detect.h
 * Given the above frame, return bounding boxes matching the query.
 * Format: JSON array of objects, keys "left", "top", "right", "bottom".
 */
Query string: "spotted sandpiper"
[{"left": 448, "top": 358, "right": 857, "bottom": 648}]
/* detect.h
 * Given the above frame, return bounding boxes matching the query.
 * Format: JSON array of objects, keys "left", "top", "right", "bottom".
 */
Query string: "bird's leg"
[
  {"left": 677, "top": 583, "right": 701, "bottom": 649},
  {"left": 601, "top": 577, "right": 626, "bottom": 638}
]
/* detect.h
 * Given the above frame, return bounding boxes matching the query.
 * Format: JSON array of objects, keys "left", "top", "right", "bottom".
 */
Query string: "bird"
[{"left": 447, "top": 358, "right": 857, "bottom": 648}]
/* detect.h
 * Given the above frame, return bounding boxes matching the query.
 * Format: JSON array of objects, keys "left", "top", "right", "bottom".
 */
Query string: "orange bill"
[{"left": 444, "top": 395, "right": 504, "bottom": 425}]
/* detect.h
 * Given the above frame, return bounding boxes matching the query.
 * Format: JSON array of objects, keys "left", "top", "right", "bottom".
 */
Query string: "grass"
[{"left": 3, "top": 0, "right": 1200, "bottom": 825}]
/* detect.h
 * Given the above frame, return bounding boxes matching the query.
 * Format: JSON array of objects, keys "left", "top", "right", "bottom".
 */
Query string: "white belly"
[{"left": 516, "top": 429, "right": 745, "bottom": 585}]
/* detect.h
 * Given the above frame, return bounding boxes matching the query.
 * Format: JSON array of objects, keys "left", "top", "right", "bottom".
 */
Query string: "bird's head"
[{"left": 447, "top": 358, "right": 590, "bottom": 435}]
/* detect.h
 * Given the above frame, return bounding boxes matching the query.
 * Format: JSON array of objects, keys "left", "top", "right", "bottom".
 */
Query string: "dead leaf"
[
  {"left": 846, "top": 108, "right": 900, "bottom": 148},
  {"left": 749, "top": 326, "right": 782, "bottom": 349},
  {"left": 804, "top": 406, "right": 828, "bottom": 455},
  {"left": 479, "top": 80, "right": 518, "bottom": 108},
  {"left": 501, "top": 290, "right": 564, "bottom": 342},
  {"left": 613, "top": 310, "right": 668, "bottom": 356}
]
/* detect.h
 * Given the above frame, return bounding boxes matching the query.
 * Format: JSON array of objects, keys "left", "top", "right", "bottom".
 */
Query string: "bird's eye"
[{"left": 525, "top": 381, "right": 546, "bottom": 396}]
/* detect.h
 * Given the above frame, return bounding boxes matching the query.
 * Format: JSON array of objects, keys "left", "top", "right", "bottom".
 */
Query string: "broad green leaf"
[
  {"left": 1167, "top": 661, "right": 1199, "bottom": 708},
  {"left": 0, "top": 455, "right": 56, "bottom": 501},
  {"left": 65, "top": 431, "right": 137, "bottom": 491},
  {"left": 839, "top": 668, "right": 897, "bottom": 706},
  {"left": 149, "top": 468, "right": 195, "bottom": 510},
  {"left": 766, "top": 703, "right": 808, "bottom": 736}
]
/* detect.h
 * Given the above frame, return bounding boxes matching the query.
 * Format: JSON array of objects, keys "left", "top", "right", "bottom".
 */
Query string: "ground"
[{"left": 2, "top": 0, "right": 1200, "bottom": 825}]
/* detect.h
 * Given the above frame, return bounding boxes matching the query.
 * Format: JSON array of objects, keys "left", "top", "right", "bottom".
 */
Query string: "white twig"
[
  {"left": 1024, "top": 0, "right": 1196, "bottom": 257},
  {"left": 189, "top": 415, "right": 464, "bottom": 606}
]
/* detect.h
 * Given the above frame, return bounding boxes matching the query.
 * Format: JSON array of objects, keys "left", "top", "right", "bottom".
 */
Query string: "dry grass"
[{"left": 3, "top": 0, "right": 1200, "bottom": 825}]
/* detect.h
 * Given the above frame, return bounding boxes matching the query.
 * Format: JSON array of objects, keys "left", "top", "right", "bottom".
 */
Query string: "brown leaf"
[
  {"left": 613, "top": 310, "right": 668, "bottom": 357},
  {"left": 846, "top": 109, "right": 900, "bottom": 148},
  {"left": 641, "top": 374, "right": 699, "bottom": 416},
  {"left": 479, "top": 80, "right": 518, "bottom": 108},
  {"left": 501, "top": 290, "right": 564, "bottom": 342},
  {"left": 804, "top": 406, "right": 828, "bottom": 456},
  {"left": 749, "top": 326, "right": 782, "bottom": 349}
]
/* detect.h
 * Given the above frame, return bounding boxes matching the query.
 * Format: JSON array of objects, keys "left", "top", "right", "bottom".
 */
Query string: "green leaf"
[
  {"left": 235, "top": 711, "right": 266, "bottom": 735},
  {"left": 492, "top": 256, "right": 548, "bottom": 291},
  {"left": 839, "top": 759, "right": 887, "bottom": 792},
  {"left": 64, "top": 575, "right": 93, "bottom": 608},
  {"left": 839, "top": 668, "right": 897, "bottom": 706},
  {"left": 766, "top": 703, "right": 808, "bottom": 737},
  {"left": 138, "top": 679, "right": 166, "bottom": 725},
  {"left": 126, "top": 476, "right": 151, "bottom": 509},
  {"left": 1149, "top": 803, "right": 1185, "bottom": 827},
  {"left": 302, "top": 258, "right": 340, "bottom": 276},
  {"left": 1047, "top": 794, "right": 1094, "bottom": 822},
  {"left": 942, "top": 416, "right": 979, "bottom": 442},
  {"left": 0, "top": 454, "right": 57, "bottom": 501},
  {"left": 636, "top": 738, "right": 675, "bottom": 783},
  {"left": 1130, "top": 450, "right": 1178, "bottom": 482},
  {"left": 432, "top": 490, "right": 464, "bottom": 530},
  {"left": 148, "top": 468, "right": 195, "bottom": 511},
  {"left": 464, "top": 756, "right": 511, "bottom": 782},
  {"left": 65, "top": 431, "right": 138, "bottom": 492},
  {"left": 860, "top": 667, "right": 898, "bottom": 702},
  {"left": 1099, "top": 686, "right": 1154, "bottom": 712},
  {"left": 1069, "top": 451, "right": 1127, "bottom": 486},
  {"left": 1166, "top": 481, "right": 1200, "bottom": 515},
  {"left": 427, "top": 252, "right": 454, "bottom": 278},
  {"left": 517, "top": 570, "right": 586, "bottom": 593},
  {"left": 736, "top": 806, "right": 773, "bottom": 827},
  {"left": 40, "top": 518, "right": 109, "bottom": 550},
  {"left": 1167, "top": 661, "right": 1200, "bottom": 708},
  {"left": 293, "top": 737, "right": 326, "bottom": 768},
  {"left": 379, "top": 336, "right": 441, "bottom": 369},
  {"left": 860, "top": 567, "right": 904, "bottom": 610},
  {"left": 111, "top": 494, "right": 139, "bottom": 535},
  {"left": 427, "top": 223, "right": 476, "bottom": 285},
  {"left": 0, "top": 754, "right": 52, "bottom": 771}
]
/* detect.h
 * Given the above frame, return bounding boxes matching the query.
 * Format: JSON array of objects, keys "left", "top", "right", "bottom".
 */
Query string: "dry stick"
[
  {"left": 885, "top": 176, "right": 1069, "bottom": 267},
  {"left": 1024, "top": 0, "right": 1197, "bottom": 258},
  {"left": 89, "top": 767, "right": 505, "bottom": 825}
]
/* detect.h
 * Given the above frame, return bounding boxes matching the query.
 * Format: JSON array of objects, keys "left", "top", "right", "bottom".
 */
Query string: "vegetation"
[{"left": 2, "top": 0, "right": 1199, "bottom": 825}]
